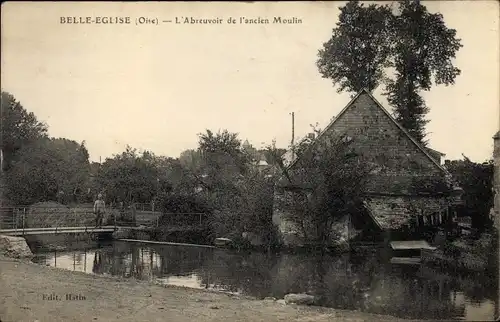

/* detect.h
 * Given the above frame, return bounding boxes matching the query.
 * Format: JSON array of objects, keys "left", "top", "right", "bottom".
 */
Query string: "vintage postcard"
[{"left": 1, "top": 1, "right": 499, "bottom": 322}]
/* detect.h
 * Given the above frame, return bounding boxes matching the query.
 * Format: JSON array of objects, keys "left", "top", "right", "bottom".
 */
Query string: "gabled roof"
[
  {"left": 286, "top": 88, "right": 449, "bottom": 175},
  {"left": 364, "top": 196, "right": 449, "bottom": 230}
]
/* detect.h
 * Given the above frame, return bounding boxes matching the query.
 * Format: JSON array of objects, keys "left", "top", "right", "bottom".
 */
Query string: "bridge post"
[
  {"left": 14, "top": 209, "right": 19, "bottom": 233},
  {"left": 22, "top": 208, "right": 25, "bottom": 236}
]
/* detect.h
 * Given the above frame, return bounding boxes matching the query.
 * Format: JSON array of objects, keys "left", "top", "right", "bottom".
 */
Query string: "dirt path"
[{"left": 0, "top": 255, "right": 411, "bottom": 322}]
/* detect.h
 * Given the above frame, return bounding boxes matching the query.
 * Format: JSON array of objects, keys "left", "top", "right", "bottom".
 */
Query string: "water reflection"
[{"left": 32, "top": 241, "right": 497, "bottom": 321}]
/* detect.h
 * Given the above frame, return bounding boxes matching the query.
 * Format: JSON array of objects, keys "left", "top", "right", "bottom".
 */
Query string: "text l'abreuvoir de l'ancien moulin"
[{"left": 175, "top": 16, "right": 303, "bottom": 24}]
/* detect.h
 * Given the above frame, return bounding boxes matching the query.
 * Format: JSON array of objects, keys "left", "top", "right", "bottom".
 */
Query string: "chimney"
[{"left": 307, "top": 133, "right": 315, "bottom": 140}]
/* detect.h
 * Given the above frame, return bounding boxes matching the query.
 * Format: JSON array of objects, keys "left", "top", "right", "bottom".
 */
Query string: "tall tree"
[
  {"left": 6, "top": 137, "right": 90, "bottom": 205},
  {"left": 1, "top": 91, "right": 48, "bottom": 170},
  {"left": 193, "top": 129, "right": 269, "bottom": 239},
  {"left": 317, "top": 0, "right": 462, "bottom": 143},
  {"left": 317, "top": 1, "right": 393, "bottom": 93},
  {"left": 386, "top": 0, "right": 462, "bottom": 143},
  {"left": 197, "top": 129, "right": 251, "bottom": 183}
]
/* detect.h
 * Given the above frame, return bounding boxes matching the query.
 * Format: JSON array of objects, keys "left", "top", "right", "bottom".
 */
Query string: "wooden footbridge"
[
  {"left": 0, "top": 226, "right": 120, "bottom": 236},
  {"left": 0, "top": 205, "right": 207, "bottom": 237}
]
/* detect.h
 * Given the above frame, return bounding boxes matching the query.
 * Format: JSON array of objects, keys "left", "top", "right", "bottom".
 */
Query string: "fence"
[
  {"left": 155, "top": 213, "right": 206, "bottom": 229},
  {"left": 0, "top": 205, "right": 207, "bottom": 232},
  {"left": 0, "top": 205, "right": 107, "bottom": 231},
  {"left": 132, "top": 203, "right": 156, "bottom": 212}
]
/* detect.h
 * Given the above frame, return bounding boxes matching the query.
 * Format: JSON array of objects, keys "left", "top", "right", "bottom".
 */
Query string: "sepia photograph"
[{"left": 0, "top": 1, "right": 499, "bottom": 321}]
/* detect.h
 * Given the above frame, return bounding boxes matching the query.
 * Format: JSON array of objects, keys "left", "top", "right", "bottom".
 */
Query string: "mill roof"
[{"left": 286, "top": 88, "right": 448, "bottom": 175}]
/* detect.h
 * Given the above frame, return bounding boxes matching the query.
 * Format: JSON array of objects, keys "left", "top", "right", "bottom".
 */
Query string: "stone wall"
[
  {"left": 0, "top": 235, "right": 33, "bottom": 258},
  {"left": 272, "top": 190, "right": 358, "bottom": 246}
]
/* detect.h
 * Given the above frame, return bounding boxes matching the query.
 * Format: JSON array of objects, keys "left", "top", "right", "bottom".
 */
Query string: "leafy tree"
[
  {"left": 175, "top": 131, "right": 254, "bottom": 204},
  {"left": 294, "top": 124, "right": 323, "bottom": 159},
  {"left": 445, "top": 157, "right": 494, "bottom": 232},
  {"left": 180, "top": 129, "right": 281, "bottom": 243},
  {"left": 97, "top": 147, "right": 164, "bottom": 205},
  {"left": 5, "top": 137, "right": 90, "bottom": 205},
  {"left": 317, "top": 0, "right": 393, "bottom": 93},
  {"left": 271, "top": 134, "right": 371, "bottom": 246},
  {"left": 386, "top": 0, "right": 462, "bottom": 143},
  {"left": 1, "top": 91, "right": 48, "bottom": 170},
  {"left": 153, "top": 156, "right": 202, "bottom": 203},
  {"left": 198, "top": 129, "right": 251, "bottom": 176},
  {"left": 156, "top": 193, "right": 211, "bottom": 229},
  {"left": 238, "top": 169, "right": 280, "bottom": 247},
  {"left": 193, "top": 130, "right": 248, "bottom": 209},
  {"left": 198, "top": 129, "right": 242, "bottom": 155},
  {"left": 51, "top": 138, "right": 91, "bottom": 203},
  {"left": 317, "top": 0, "right": 462, "bottom": 143},
  {"left": 178, "top": 149, "right": 202, "bottom": 170}
]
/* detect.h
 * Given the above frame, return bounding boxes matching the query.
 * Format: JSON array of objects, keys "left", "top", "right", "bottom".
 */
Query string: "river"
[{"left": 31, "top": 240, "right": 498, "bottom": 321}]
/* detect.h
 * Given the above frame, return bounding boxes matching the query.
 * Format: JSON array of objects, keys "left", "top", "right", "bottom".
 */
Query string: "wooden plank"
[
  {"left": 390, "top": 240, "right": 436, "bottom": 250},
  {"left": 390, "top": 257, "right": 421, "bottom": 265},
  {"left": 0, "top": 226, "right": 116, "bottom": 232},
  {"left": 117, "top": 238, "right": 215, "bottom": 249},
  {"left": 0, "top": 226, "right": 118, "bottom": 236}
]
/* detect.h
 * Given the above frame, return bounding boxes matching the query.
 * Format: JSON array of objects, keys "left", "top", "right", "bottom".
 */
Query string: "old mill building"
[{"left": 272, "top": 89, "right": 464, "bottom": 246}]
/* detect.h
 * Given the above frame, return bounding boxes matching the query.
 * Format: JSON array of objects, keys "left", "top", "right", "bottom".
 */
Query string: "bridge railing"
[
  {"left": 0, "top": 205, "right": 208, "bottom": 232},
  {"left": 154, "top": 212, "right": 207, "bottom": 229},
  {"left": 0, "top": 206, "right": 101, "bottom": 232}
]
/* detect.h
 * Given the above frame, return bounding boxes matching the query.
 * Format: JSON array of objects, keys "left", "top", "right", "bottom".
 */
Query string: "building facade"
[{"left": 273, "top": 89, "right": 462, "bottom": 246}]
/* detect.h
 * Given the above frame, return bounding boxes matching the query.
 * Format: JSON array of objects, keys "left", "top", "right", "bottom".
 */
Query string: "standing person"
[{"left": 94, "top": 193, "right": 105, "bottom": 227}]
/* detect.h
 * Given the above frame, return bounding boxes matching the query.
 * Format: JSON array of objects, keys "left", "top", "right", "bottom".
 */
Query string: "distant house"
[
  {"left": 242, "top": 139, "right": 276, "bottom": 174},
  {"left": 272, "top": 89, "right": 463, "bottom": 246},
  {"left": 426, "top": 148, "right": 446, "bottom": 165}
]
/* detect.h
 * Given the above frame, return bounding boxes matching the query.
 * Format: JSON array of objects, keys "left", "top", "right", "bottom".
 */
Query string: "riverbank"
[{"left": 0, "top": 255, "right": 414, "bottom": 322}]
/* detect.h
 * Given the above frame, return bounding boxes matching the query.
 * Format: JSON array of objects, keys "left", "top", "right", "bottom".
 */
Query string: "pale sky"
[{"left": 1, "top": 1, "right": 499, "bottom": 163}]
